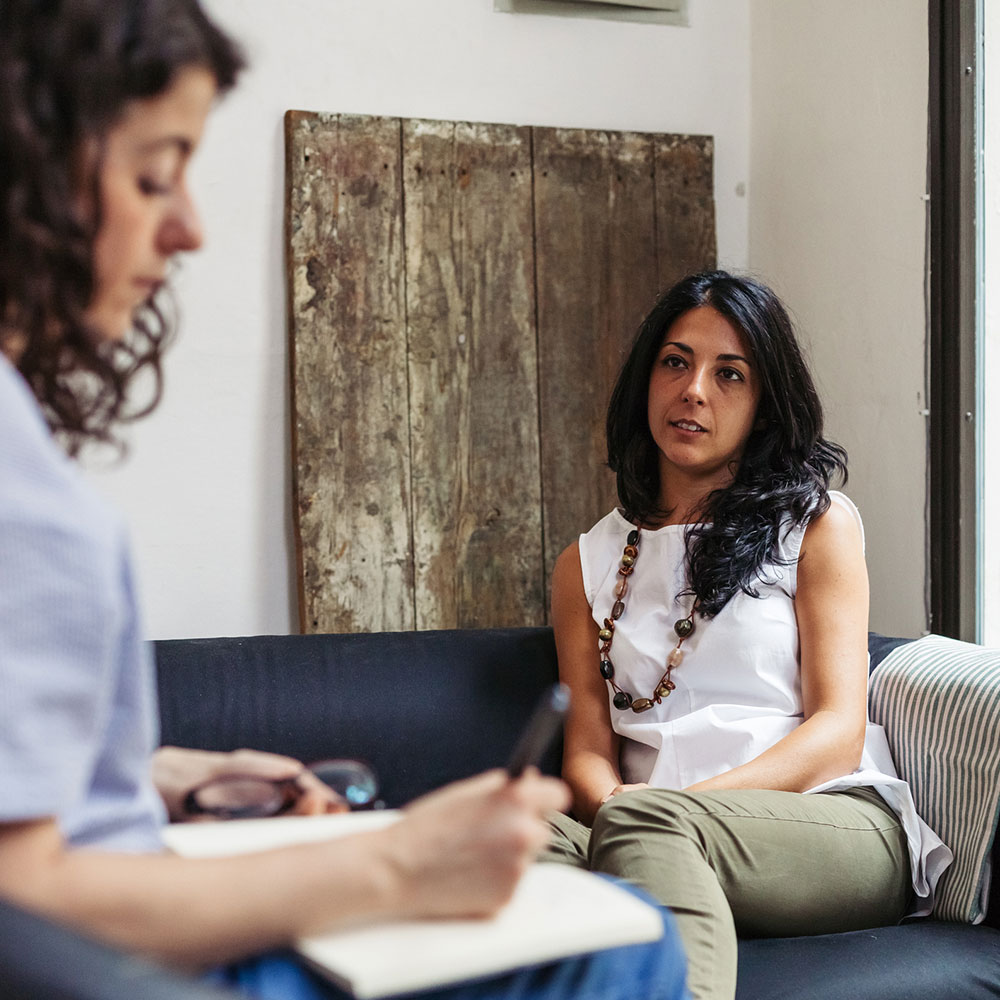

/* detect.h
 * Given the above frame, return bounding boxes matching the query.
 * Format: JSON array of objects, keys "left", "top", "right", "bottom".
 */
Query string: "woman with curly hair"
[
  {"left": 0, "top": 2, "right": 689, "bottom": 998},
  {"left": 544, "top": 271, "right": 951, "bottom": 1000}
]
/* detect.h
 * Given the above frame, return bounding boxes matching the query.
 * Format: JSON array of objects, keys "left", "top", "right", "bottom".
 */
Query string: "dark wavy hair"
[
  {"left": 0, "top": 0, "right": 244, "bottom": 452},
  {"left": 606, "top": 270, "right": 848, "bottom": 618}
]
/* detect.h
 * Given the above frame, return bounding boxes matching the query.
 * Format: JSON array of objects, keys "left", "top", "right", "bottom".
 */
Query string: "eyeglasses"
[{"left": 182, "top": 758, "right": 381, "bottom": 819}]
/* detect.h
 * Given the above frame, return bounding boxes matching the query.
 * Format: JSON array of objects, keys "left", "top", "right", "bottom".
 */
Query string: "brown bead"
[
  {"left": 611, "top": 600, "right": 625, "bottom": 620},
  {"left": 614, "top": 578, "right": 628, "bottom": 598},
  {"left": 674, "top": 617, "right": 694, "bottom": 639},
  {"left": 623, "top": 545, "right": 638, "bottom": 559},
  {"left": 617, "top": 564, "right": 634, "bottom": 577},
  {"left": 631, "top": 698, "right": 654, "bottom": 713},
  {"left": 600, "top": 641, "right": 611, "bottom": 655}
]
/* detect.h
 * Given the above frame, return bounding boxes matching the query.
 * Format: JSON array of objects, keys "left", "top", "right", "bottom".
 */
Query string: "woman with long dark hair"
[
  {"left": 0, "top": 3, "right": 688, "bottom": 998},
  {"left": 545, "top": 271, "right": 950, "bottom": 1000}
]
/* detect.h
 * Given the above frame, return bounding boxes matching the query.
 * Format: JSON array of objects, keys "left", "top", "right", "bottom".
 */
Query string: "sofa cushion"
[
  {"left": 736, "top": 921, "right": 1000, "bottom": 1000},
  {"left": 868, "top": 635, "right": 1000, "bottom": 924},
  {"left": 155, "top": 628, "right": 562, "bottom": 809}
]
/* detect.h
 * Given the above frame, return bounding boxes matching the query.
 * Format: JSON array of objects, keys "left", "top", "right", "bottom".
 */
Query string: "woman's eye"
[
  {"left": 662, "top": 355, "right": 686, "bottom": 369},
  {"left": 719, "top": 367, "right": 744, "bottom": 382},
  {"left": 138, "top": 177, "right": 172, "bottom": 196}
]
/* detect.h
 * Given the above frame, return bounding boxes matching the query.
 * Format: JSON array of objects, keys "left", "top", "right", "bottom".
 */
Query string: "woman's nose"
[
  {"left": 158, "top": 182, "right": 204, "bottom": 254},
  {"left": 681, "top": 367, "right": 707, "bottom": 404}
]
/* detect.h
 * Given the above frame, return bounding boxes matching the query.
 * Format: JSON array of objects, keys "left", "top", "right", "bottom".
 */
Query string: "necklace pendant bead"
[
  {"left": 623, "top": 545, "right": 638, "bottom": 559},
  {"left": 611, "top": 600, "right": 625, "bottom": 620},
  {"left": 600, "top": 659, "right": 615, "bottom": 679},
  {"left": 621, "top": 553, "right": 635, "bottom": 568},
  {"left": 655, "top": 680, "right": 675, "bottom": 698},
  {"left": 627, "top": 529, "right": 639, "bottom": 546},
  {"left": 667, "top": 647, "right": 684, "bottom": 668},
  {"left": 613, "top": 691, "right": 633, "bottom": 711},
  {"left": 674, "top": 617, "right": 694, "bottom": 639},
  {"left": 614, "top": 578, "right": 628, "bottom": 599},
  {"left": 598, "top": 627, "right": 614, "bottom": 642},
  {"left": 631, "top": 698, "right": 654, "bottom": 713}
]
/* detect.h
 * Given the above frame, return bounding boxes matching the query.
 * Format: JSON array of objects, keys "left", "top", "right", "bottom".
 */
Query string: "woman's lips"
[{"left": 670, "top": 419, "right": 706, "bottom": 433}]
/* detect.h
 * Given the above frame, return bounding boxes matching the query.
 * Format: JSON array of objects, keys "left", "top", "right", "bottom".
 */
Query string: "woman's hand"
[
  {"left": 152, "top": 746, "right": 348, "bottom": 822},
  {"left": 600, "top": 782, "right": 650, "bottom": 804},
  {"left": 380, "top": 768, "right": 569, "bottom": 919}
]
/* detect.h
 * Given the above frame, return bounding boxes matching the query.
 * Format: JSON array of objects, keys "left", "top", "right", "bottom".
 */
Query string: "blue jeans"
[{"left": 207, "top": 882, "right": 688, "bottom": 1000}]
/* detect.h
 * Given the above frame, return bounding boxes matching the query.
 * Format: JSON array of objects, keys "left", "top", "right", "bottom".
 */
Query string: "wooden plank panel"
[
  {"left": 654, "top": 134, "right": 717, "bottom": 289},
  {"left": 403, "top": 120, "right": 543, "bottom": 628},
  {"left": 285, "top": 111, "right": 413, "bottom": 633},
  {"left": 534, "top": 128, "right": 660, "bottom": 607}
]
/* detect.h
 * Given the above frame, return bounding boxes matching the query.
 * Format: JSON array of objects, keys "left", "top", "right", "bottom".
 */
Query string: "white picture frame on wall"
[{"left": 494, "top": 0, "right": 688, "bottom": 27}]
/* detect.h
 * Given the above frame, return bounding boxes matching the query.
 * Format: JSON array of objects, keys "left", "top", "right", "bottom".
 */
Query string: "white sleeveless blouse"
[{"left": 579, "top": 492, "right": 952, "bottom": 913}]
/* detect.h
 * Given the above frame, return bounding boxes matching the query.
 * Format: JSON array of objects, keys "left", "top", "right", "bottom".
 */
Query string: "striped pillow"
[{"left": 869, "top": 635, "right": 1000, "bottom": 923}]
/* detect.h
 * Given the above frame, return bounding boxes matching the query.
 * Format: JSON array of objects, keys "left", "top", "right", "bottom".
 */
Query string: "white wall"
[
  {"left": 86, "top": 0, "right": 753, "bottom": 639},
  {"left": 749, "top": 1, "right": 929, "bottom": 637}
]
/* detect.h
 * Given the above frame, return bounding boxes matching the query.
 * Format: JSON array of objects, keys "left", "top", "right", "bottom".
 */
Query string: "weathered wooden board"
[
  {"left": 403, "top": 120, "right": 543, "bottom": 628},
  {"left": 285, "top": 111, "right": 413, "bottom": 633},
  {"left": 655, "top": 135, "right": 717, "bottom": 288},
  {"left": 533, "top": 128, "right": 662, "bottom": 596},
  {"left": 286, "top": 112, "right": 716, "bottom": 632}
]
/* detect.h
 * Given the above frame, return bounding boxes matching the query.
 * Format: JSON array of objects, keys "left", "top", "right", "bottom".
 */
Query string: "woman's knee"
[
  {"left": 589, "top": 789, "right": 709, "bottom": 875},
  {"left": 592, "top": 788, "right": 703, "bottom": 839}
]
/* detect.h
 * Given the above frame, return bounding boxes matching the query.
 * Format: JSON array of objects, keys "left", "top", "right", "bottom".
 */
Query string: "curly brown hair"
[{"left": 0, "top": 0, "right": 243, "bottom": 452}]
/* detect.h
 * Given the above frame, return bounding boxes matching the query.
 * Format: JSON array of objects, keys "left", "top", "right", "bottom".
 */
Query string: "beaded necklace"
[{"left": 597, "top": 525, "right": 697, "bottom": 713}]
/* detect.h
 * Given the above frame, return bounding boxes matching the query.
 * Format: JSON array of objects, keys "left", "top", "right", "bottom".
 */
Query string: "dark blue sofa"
[{"left": 152, "top": 627, "right": 1000, "bottom": 1000}]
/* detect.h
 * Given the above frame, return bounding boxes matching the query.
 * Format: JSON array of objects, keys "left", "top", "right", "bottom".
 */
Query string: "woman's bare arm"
[{"left": 551, "top": 541, "right": 632, "bottom": 825}]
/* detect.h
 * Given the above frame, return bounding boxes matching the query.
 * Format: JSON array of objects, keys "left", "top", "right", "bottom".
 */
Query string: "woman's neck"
[{"left": 654, "top": 470, "right": 734, "bottom": 527}]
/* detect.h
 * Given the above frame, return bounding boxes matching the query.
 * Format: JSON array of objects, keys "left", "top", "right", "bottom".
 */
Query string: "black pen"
[{"left": 506, "top": 684, "right": 571, "bottom": 779}]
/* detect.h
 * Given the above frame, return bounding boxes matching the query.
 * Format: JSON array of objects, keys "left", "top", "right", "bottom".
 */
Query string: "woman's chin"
[{"left": 83, "top": 305, "right": 133, "bottom": 343}]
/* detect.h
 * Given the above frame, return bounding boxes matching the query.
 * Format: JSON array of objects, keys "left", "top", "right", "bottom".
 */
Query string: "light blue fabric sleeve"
[{"left": 0, "top": 358, "right": 164, "bottom": 850}]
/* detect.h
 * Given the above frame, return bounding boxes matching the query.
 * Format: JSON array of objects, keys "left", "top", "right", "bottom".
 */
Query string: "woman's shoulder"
[
  {"left": 772, "top": 490, "right": 863, "bottom": 572},
  {"left": 826, "top": 490, "right": 863, "bottom": 529},
  {"left": 0, "top": 357, "right": 53, "bottom": 455},
  {"left": 802, "top": 491, "right": 865, "bottom": 555},
  {"left": 1, "top": 356, "right": 124, "bottom": 556},
  {"left": 578, "top": 507, "right": 632, "bottom": 547}
]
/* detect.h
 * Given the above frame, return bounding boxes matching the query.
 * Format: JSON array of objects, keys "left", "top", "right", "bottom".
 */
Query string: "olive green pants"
[{"left": 543, "top": 787, "right": 911, "bottom": 1000}]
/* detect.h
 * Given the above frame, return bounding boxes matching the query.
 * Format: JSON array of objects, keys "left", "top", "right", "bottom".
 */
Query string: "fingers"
[
  {"left": 601, "top": 781, "right": 650, "bottom": 804},
  {"left": 504, "top": 767, "right": 571, "bottom": 816},
  {"left": 289, "top": 773, "right": 349, "bottom": 816},
  {"left": 386, "top": 769, "right": 571, "bottom": 920},
  {"left": 221, "top": 749, "right": 304, "bottom": 782}
]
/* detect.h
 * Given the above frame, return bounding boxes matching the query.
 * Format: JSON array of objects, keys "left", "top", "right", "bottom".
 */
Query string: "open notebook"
[{"left": 163, "top": 811, "right": 664, "bottom": 999}]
